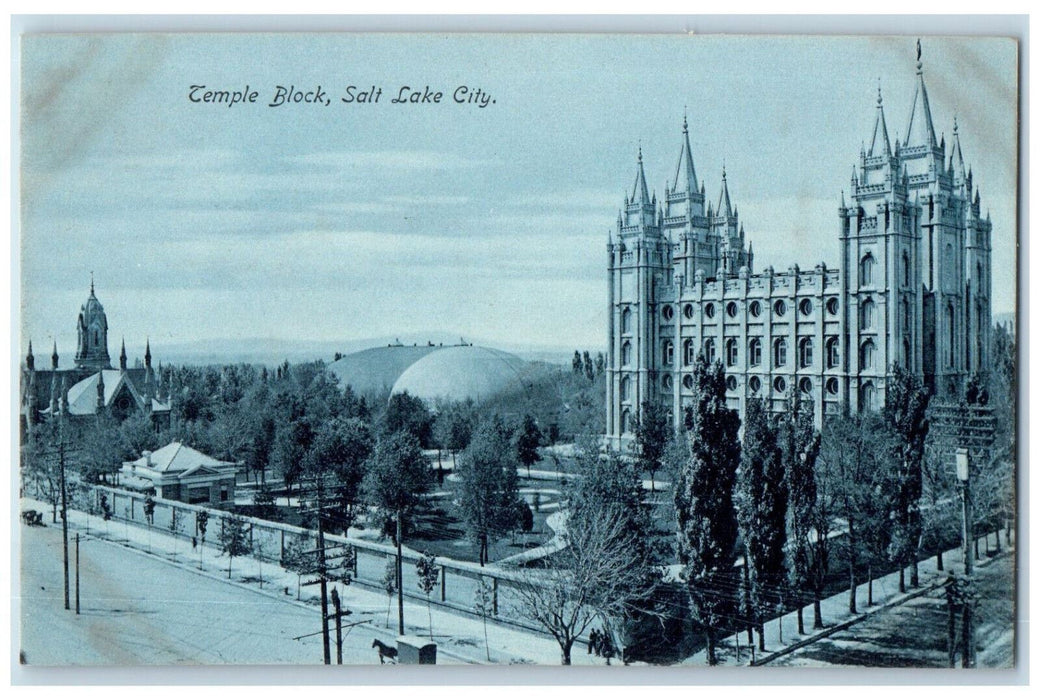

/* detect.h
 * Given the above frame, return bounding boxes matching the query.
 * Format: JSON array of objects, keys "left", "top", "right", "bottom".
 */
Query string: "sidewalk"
[{"left": 683, "top": 535, "right": 1013, "bottom": 666}]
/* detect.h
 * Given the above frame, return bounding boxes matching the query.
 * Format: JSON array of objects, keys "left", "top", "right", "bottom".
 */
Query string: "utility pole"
[
  {"left": 396, "top": 507, "right": 404, "bottom": 636},
  {"left": 59, "top": 421, "right": 70, "bottom": 611},
  {"left": 956, "top": 448, "right": 976, "bottom": 668},
  {"left": 75, "top": 533, "right": 81, "bottom": 615},
  {"left": 317, "top": 486, "right": 331, "bottom": 665},
  {"left": 331, "top": 588, "right": 343, "bottom": 664}
]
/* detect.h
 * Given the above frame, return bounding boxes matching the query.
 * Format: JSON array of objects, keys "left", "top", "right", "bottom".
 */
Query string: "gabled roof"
[
  {"left": 64, "top": 370, "right": 137, "bottom": 415},
  {"left": 126, "top": 441, "right": 238, "bottom": 476}
]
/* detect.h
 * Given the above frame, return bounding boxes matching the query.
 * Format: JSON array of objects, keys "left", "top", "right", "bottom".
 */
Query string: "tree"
[
  {"left": 281, "top": 533, "right": 317, "bottom": 600},
  {"left": 572, "top": 350, "right": 583, "bottom": 375},
  {"left": 821, "top": 411, "right": 897, "bottom": 611},
  {"left": 474, "top": 576, "right": 494, "bottom": 661},
  {"left": 78, "top": 414, "right": 126, "bottom": 484},
  {"left": 435, "top": 402, "right": 474, "bottom": 470},
  {"left": 631, "top": 400, "right": 670, "bottom": 492},
  {"left": 270, "top": 415, "right": 313, "bottom": 504},
  {"left": 168, "top": 507, "right": 184, "bottom": 556},
  {"left": 511, "top": 501, "right": 660, "bottom": 665},
  {"left": 780, "top": 394, "right": 825, "bottom": 633},
  {"left": 195, "top": 510, "right": 210, "bottom": 570},
  {"left": 735, "top": 398, "right": 787, "bottom": 651},
  {"left": 252, "top": 483, "right": 277, "bottom": 520},
  {"left": 381, "top": 558, "right": 398, "bottom": 629},
  {"left": 363, "top": 431, "right": 431, "bottom": 635},
  {"left": 415, "top": 552, "right": 439, "bottom": 640},
  {"left": 219, "top": 515, "right": 252, "bottom": 579},
  {"left": 455, "top": 417, "right": 522, "bottom": 565},
  {"left": 305, "top": 417, "right": 373, "bottom": 534},
  {"left": 582, "top": 351, "right": 594, "bottom": 382},
  {"left": 382, "top": 391, "right": 434, "bottom": 448},
  {"left": 673, "top": 355, "right": 741, "bottom": 665},
  {"left": 514, "top": 414, "right": 542, "bottom": 478},
  {"left": 884, "top": 365, "right": 931, "bottom": 590}
]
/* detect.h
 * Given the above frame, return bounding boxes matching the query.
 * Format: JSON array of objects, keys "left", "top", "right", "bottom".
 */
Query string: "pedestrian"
[{"left": 588, "top": 629, "right": 599, "bottom": 654}]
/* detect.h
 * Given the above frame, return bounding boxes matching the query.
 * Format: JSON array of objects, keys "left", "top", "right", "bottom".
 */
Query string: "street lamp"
[{"left": 955, "top": 447, "right": 975, "bottom": 668}]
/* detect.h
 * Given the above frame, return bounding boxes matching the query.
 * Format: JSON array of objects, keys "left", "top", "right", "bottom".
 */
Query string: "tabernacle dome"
[{"left": 390, "top": 346, "right": 530, "bottom": 403}]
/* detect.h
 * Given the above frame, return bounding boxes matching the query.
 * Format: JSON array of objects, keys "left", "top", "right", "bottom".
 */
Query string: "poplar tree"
[
  {"left": 884, "top": 365, "right": 931, "bottom": 591},
  {"left": 674, "top": 355, "right": 741, "bottom": 665},
  {"left": 735, "top": 397, "right": 787, "bottom": 651},
  {"left": 781, "top": 393, "right": 825, "bottom": 633}
]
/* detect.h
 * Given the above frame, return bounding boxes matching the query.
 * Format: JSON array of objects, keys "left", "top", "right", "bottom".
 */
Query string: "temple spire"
[
  {"left": 905, "top": 39, "right": 938, "bottom": 149},
  {"left": 631, "top": 145, "right": 651, "bottom": 204},
  {"left": 51, "top": 341, "right": 59, "bottom": 369},
  {"left": 119, "top": 338, "right": 127, "bottom": 371},
  {"left": 951, "top": 115, "right": 968, "bottom": 186},
  {"left": 26, "top": 341, "right": 35, "bottom": 371},
  {"left": 868, "top": 79, "right": 892, "bottom": 157},
  {"left": 672, "top": 112, "right": 699, "bottom": 195},
  {"left": 145, "top": 338, "right": 152, "bottom": 368},
  {"left": 718, "top": 164, "right": 733, "bottom": 218}
]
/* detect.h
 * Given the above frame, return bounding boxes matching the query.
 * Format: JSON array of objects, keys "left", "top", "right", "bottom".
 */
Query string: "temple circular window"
[
  {"left": 826, "top": 377, "right": 839, "bottom": 395},
  {"left": 774, "top": 300, "right": 787, "bottom": 317},
  {"left": 773, "top": 376, "right": 787, "bottom": 393},
  {"left": 799, "top": 377, "right": 813, "bottom": 394},
  {"left": 799, "top": 299, "right": 813, "bottom": 316},
  {"left": 704, "top": 303, "right": 716, "bottom": 319},
  {"left": 749, "top": 300, "right": 762, "bottom": 318},
  {"left": 826, "top": 297, "right": 839, "bottom": 315},
  {"left": 726, "top": 375, "right": 738, "bottom": 391},
  {"left": 662, "top": 305, "right": 674, "bottom": 321},
  {"left": 683, "top": 374, "right": 694, "bottom": 390},
  {"left": 683, "top": 303, "right": 695, "bottom": 320},
  {"left": 749, "top": 376, "right": 762, "bottom": 393}
]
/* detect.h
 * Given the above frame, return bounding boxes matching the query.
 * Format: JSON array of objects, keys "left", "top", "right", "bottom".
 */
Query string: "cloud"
[{"left": 287, "top": 150, "right": 495, "bottom": 171}]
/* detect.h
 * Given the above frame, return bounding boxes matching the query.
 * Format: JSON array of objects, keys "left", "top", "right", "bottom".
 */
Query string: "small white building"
[{"left": 121, "top": 442, "right": 240, "bottom": 506}]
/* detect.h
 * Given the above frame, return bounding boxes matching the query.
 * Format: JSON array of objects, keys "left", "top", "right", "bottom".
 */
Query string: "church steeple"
[
  {"left": 672, "top": 113, "right": 700, "bottom": 196},
  {"left": 119, "top": 338, "right": 127, "bottom": 371},
  {"left": 75, "top": 278, "right": 111, "bottom": 370},
  {"left": 145, "top": 338, "right": 152, "bottom": 368},
  {"left": 632, "top": 146, "right": 651, "bottom": 205},
  {"left": 868, "top": 81, "right": 892, "bottom": 157},
  {"left": 904, "top": 39, "right": 938, "bottom": 149},
  {"left": 718, "top": 164, "right": 733, "bottom": 218},
  {"left": 951, "top": 115, "right": 968, "bottom": 188}
]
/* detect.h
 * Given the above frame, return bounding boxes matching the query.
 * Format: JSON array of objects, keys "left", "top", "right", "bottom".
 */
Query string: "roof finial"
[
  {"left": 953, "top": 114, "right": 959, "bottom": 135},
  {"left": 637, "top": 140, "right": 642, "bottom": 163},
  {"left": 916, "top": 38, "right": 923, "bottom": 73},
  {"left": 683, "top": 106, "right": 688, "bottom": 133},
  {"left": 722, "top": 159, "right": 727, "bottom": 179},
  {"left": 877, "top": 77, "right": 883, "bottom": 106},
  {"left": 90, "top": 271, "right": 95, "bottom": 295}
]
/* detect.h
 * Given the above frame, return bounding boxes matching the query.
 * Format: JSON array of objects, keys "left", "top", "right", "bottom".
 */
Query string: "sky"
[{"left": 18, "top": 34, "right": 1019, "bottom": 360}]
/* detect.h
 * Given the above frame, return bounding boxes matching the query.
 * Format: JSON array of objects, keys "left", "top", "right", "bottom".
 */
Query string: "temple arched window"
[
  {"left": 662, "top": 340, "right": 674, "bottom": 366},
  {"left": 799, "top": 337, "right": 813, "bottom": 368},
  {"left": 621, "top": 341, "right": 632, "bottom": 367},
  {"left": 773, "top": 338, "right": 788, "bottom": 368},
  {"left": 860, "top": 339, "right": 876, "bottom": 370},
  {"left": 725, "top": 338, "right": 738, "bottom": 367},
  {"left": 703, "top": 338, "right": 716, "bottom": 365},
  {"left": 683, "top": 339, "right": 695, "bottom": 366},
  {"left": 621, "top": 307, "right": 632, "bottom": 334},
  {"left": 860, "top": 382, "right": 876, "bottom": 412},
  {"left": 748, "top": 337, "right": 762, "bottom": 367},
  {"left": 825, "top": 336, "right": 840, "bottom": 369},
  {"left": 860, "top": 298, "right": 876, "bottom": 330},
  {"left": 860, "top": 254, "right": 876, "bottom": 286}
]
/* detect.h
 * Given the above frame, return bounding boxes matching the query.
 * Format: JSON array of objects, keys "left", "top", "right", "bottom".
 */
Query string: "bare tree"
[{"left": 510, "top": 502, "right": 660, "bottom": 665}]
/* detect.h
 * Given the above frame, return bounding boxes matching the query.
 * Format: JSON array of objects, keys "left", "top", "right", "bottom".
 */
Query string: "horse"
[{"left": 372, "top": 638, "right": 398, "bottom": 664}]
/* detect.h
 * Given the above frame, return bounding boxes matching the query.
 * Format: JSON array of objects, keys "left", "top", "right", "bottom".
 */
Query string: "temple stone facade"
[{"left": 606, "top": 46, "right": 992, "bottom": 446}]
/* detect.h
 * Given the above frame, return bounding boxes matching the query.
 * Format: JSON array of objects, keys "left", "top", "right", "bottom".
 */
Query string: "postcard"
[{"left": 16, "top": 30, "right": 1019, "bottom": 671}]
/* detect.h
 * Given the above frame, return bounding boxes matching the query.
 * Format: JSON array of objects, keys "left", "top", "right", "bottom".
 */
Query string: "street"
[
  {"left": 769, "top": 552, "right": 1015, "bottom": 668},
  {"left": 19, "top": 522, "right": 410, "bottom": 665}
]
